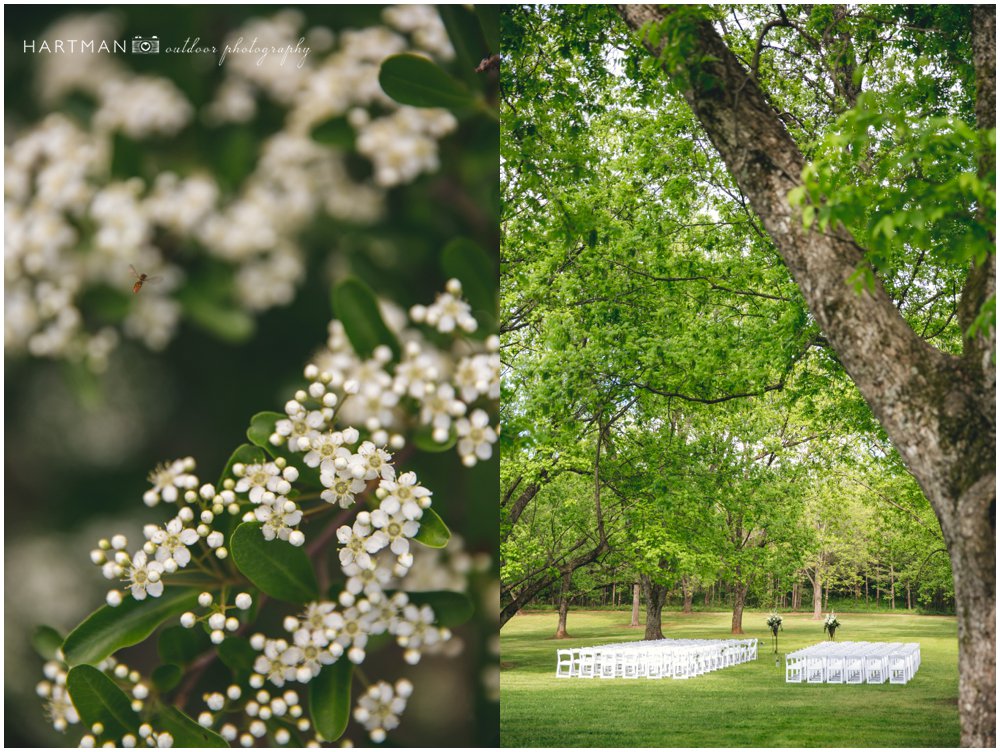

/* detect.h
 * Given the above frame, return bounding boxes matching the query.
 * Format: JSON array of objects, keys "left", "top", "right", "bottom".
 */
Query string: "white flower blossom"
[
  {"left": 369, "top": 503, "right": 420, "bottom": 557},
  {"left": 254, "top": 497, "right": 303, "bottom": 542},
  {"left": 350, "top": 441, "right": 395, "bottom": 482},
  {"left": 144, "top": 457, "right": 198, "bottom": 506},
  {"left": 150, "top": 518, "right": 200, "bottom": 567},
  {"left": 336, "top": 516, "right": 382, "bottom": 570},
  {"left": 125, "top": 551, "right": 164, "bottom": 600},
  {"left": 235, "top": 462, "right": 289, "bottom": 503},
  {"left": 378, "top": 471, "right": 431, "bottom": 521},
  {"left": 455, "top": 409, "right": 498, "bottom": 466},
  {"left": 320, "top": 469, "right": 367, "bottom": 509}
]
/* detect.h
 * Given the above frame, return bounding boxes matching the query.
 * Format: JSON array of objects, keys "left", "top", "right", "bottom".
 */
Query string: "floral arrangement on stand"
[
  {"left": 824, "top": 613, "right": 841, "bottom": 640},
  {"left": 766, "top": 612, "right": 783, "bottom": 655}
]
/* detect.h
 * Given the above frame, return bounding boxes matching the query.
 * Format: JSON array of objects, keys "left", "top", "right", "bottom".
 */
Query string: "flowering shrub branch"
[{"left": 34, "top": 274, "right": 499, "bottom": 747}]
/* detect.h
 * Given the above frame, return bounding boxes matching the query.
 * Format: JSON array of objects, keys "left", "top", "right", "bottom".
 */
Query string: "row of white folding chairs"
[
  {"left": 556, "top": 638, "right": 757, "bottom": 680},
  {"left": 785, "top": 641, "right": 920, "bottom": 684}
]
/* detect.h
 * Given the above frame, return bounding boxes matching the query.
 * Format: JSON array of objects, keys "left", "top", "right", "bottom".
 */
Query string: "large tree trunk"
[
  {"left": 639, "top": 574, "right": 667, "bottom": 640},
  {"left": 617, "top": 7, "right": 995, "bottom": 744},
  {"left": 630, "top": 582, "right": 640, "bottom": 627},
  {"left": 681, "top": 575, "right": 693, "bottom": 614},
  {"left": 806, "top": 569, "right": 823, "bottom": 620},
  {"left": 555, "top": 570, "right": 572, "bottom": 639},
  {"left": 731, "top": 581, "right": 748, "bottom": 635}
]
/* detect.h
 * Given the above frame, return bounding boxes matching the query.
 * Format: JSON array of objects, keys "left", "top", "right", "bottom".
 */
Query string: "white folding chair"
[
  {"left": 865, "top": 654, "right": 886, "bottom": 684},
  {"left": 600, "top": 648, "right": 621, "bottom": 679},
  {"left": 579, "top": 648, "right": 598, "bottom": 678},
  {"left": 805, "top": 655, "right": 826, "bottom": 683},
  {"left": 555, "top": 649, "right": 573, "bottom": 677},
  {"left": 785, "top": 654, "right": 803, "bottom": 683},
  {"left": 845, "top": 653, "right": 865, "bottom": 684},
  {"left": 826, "top": 654, "right": 845, "bottom": 683},
  {"left": 645, "top": 648, "right": 663, "bottom": 679}
]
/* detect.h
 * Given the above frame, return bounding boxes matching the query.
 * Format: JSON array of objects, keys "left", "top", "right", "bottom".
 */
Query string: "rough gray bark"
[
  {"left": 681, "top": 575, "right": 693, "bottom": 614},
  {"left": 617, "top": 6, "right": 995, "bottom": 745},
  {"left": 639, "top": 574, "right": 667, "bottom": 640}
]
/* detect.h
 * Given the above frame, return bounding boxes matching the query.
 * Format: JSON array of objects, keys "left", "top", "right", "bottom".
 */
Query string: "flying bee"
[{"left": 129, "top": 264, "right": 161, "bottom": 294}]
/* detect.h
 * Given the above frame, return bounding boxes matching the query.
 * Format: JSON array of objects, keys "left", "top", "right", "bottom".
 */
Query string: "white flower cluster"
[
  {"left": 286, "top": 289, "right": 500, "bottom": 467},
  {"left": 32, "top": 13, "right": 191, "bottom": 139},
  {"left": 353, "top": 679, "right": 413, "bottom": 743},
  {"left": 37, "top": 659, "right": 79, "bottom": 733},
  {"left": 91, "top": 458, "right": 245, "bottom": 605},
  {"left": 38, "top": 653, "right": 168, "bottom": 746},
  {"left": 410, "top": 278, "right": 479, "bottom": 334},
  {"left": 202, "top": 686, "right": 310, "bottom": 747},
  {"left": 250, "top": 589, "right": 451, "bottom": 685},
  {"left": 7, "top": 7, "right": 462, "bottom": 370},
  {"left": 179, "top": 591, "right": 254, "bottom": 645},
  {"left": 43, "top": 276, "right": 497, "bottom": 745}
]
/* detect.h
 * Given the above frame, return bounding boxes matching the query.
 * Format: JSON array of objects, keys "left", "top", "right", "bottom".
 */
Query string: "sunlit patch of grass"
[{"left": 500, "top": 610, "right": 959, "bottom": 747}]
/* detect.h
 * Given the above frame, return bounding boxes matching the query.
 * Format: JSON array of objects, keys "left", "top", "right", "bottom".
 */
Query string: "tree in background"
[{"left": 503, "top": 4, "right": 987, "bottom": 743}]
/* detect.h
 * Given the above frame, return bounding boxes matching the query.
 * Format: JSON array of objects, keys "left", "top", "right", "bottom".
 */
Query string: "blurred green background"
[{"left": 5, "top": 4, "right": 499, "bottom": 747}]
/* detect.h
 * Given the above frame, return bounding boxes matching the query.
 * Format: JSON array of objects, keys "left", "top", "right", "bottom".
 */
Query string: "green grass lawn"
[{"left": 500, "top": 610, "right": 959, "bottom": 747}]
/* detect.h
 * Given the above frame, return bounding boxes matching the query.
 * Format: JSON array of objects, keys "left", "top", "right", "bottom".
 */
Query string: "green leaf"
[
  {"left": 218, "top": 443, "right": 266, "bottom": 491},
  {"left": 413, "top": 508, "right": 451, "bottom": 548},
  {"left": 151, "top": 664, "right": 183, "bottom": 693},
  {"left": 309, "top": 659, "right": 353, "bottom": 742},
  {"left": 247, "top": 412, "right": 324, "bottom": 490},
  {"left": 331, "top": 277, "right": 401, "bottom": 360},
  {"left": 32, "top": 625, "right": 64, "bottom": 661},
  {"left": 63, "top": 589, "right": 200, "bottom": 666},
  {"left": 231, "top": 522, "right": 319, "bottom": 603},
  {"left": 439, "top": 6, "right": 486, "bottom": 82},
  {"left": 475, "top": 5, "right": 500, "bottom": 53},
  {"left": 66, "top": 665, "right": 140, "bottom": 738},
  {"left": 247, "top": 411, "right": 285, "bottom": 450},
  {"left": 217, "top": 636, "right": 258, "bottom": 681},
  {"left": 154, "top": 705, "right": 228, "bottom": 747},
  {"left": 379, "top": 54, "right": 476, "bottom": 110},
  {"left": 311, "top": 116, "right": 355, "bottom": 149},
  {"left": 411, "top": 425, "right": 458, "bottom": 453},
  {"left": 786, "top": 186, "right": 806, "bottom": 206},
  {"left": 406, "top": 590, "right": 475, "bottom": 627},
  {"left": 158, "top": 625, "right": 211, "bottom": 666},
  {"left": 441, "top": 238, "right": 497, "bottom": 322},
  {"left": 177, "top": 286, "right": 255, "bottom": 343}
]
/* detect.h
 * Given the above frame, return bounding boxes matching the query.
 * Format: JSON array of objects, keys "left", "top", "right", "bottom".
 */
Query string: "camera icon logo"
[{"left": 131, "top": 36, "right": 160, "bottom": 54}]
